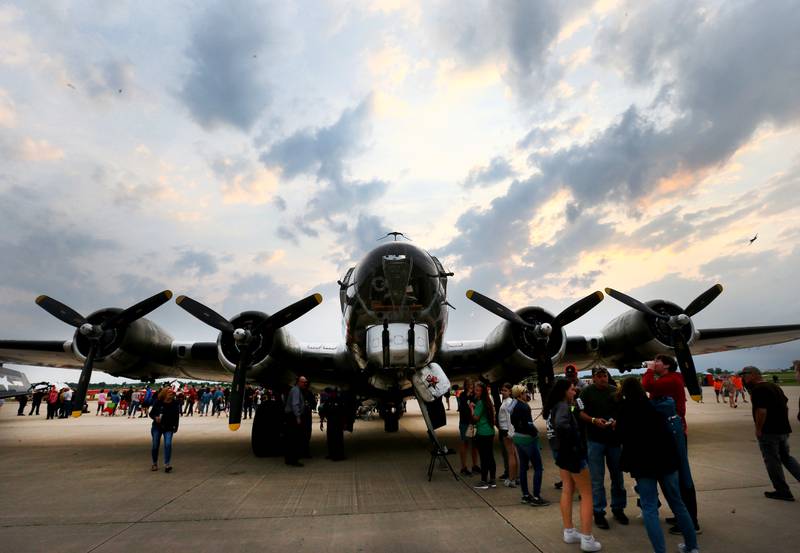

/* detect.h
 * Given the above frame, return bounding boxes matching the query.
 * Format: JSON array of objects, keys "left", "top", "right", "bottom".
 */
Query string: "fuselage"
[{"left": 339, "top": 242, "right": 449, "bottom": 380}]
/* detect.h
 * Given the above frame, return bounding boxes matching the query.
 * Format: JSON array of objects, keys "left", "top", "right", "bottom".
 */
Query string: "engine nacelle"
[
  {"left": 72, "top": 308, "right": 174, "bottom": 376},
  {"left": 484, "top": 306, "right": 567, "bottom": 370},
  {"left": 216, "top": 311, "right": 286, "bottom": 374},
  {"left": 601, "top": 300, "right": 696, "bottom": 360}
]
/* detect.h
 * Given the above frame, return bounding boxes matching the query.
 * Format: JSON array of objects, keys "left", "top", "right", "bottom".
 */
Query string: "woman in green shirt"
[{"left": 470, "top": 381, "right": 497, "bottom": 489}]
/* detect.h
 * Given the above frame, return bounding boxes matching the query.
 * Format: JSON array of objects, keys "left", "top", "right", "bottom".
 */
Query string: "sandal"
[{"left": 151, "top": 464, "right": 158, "bottom": 471}]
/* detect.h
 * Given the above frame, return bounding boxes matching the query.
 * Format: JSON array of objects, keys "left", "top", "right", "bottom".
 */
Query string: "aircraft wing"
[
  {"left": 691, "top": 324, "right": 800, "bottom": 354},
  {"left": 0, "top": 340, "right": 82, "bottom": 369}
]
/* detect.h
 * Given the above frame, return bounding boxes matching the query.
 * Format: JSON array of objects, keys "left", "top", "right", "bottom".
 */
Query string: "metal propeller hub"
[{"left": 233, "top": 328, "right": 251, "bottom": 344}]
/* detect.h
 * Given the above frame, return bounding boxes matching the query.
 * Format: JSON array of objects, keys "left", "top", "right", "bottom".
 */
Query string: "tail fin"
[{"left": 0, "top": 364, "right": 32, "bottom": 399}]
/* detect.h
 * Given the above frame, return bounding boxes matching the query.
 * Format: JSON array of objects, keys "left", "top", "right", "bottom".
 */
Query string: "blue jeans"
[
  {"left": 637, "top": 472, "right": 697, "bottom": 553},
  {"left": 515, "top": 437, "right": 544, "bottom": 497},
  {"left": 587, "top": 440, "right": 626, "bottom": 513},
  {"left": 151, "top": 427, "right": 174, "bottom": 465}
]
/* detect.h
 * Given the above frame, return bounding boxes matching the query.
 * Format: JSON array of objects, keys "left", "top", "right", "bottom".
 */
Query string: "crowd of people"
[{"left": 454, "top": 356, "right": 800, "bottom": 553}]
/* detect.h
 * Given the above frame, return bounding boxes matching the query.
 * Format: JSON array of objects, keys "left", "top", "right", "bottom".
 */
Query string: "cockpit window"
[{"left": 353, "top": 243, "right": 439, "bottom": 315}]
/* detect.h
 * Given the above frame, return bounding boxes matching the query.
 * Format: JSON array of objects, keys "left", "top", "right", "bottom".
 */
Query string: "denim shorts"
[{"left": 459, "top": 423, "right": 471, "bottom": 442}]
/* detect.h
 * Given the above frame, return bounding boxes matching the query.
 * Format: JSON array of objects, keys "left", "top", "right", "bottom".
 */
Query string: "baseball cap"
[
  {"left": 592, "top": 367, "right": 609, "bottom": 376},
  {"left": 739, "top": 366, "right": 761, "bottom": 376}
]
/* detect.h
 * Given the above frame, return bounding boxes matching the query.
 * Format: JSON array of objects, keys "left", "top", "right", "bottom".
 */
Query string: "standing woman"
[
  {"left": 470, "top": 381, "right": 497, "bottom": 489},
  {"left": 497, "top": 382, "right": 519, "bottom": 487},
  {"left": 544, "top": 379, "right": 601, "bottom": 552},
  {"left": 616, "top": 377, "right": 698, "bottom": 553},
  {"left": 150, "top": 387, "right": 180, "bottom": 473},
  {"left": 510, "top": 384, "right": 549, "bottom": 506},
  {"left": 457, "top": 378, "right": 480, "bottom": 476}
]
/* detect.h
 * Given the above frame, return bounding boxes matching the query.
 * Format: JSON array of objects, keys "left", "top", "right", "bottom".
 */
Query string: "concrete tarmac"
[{"left": 1, "top": 389, "right": 798, "bottom": 553}]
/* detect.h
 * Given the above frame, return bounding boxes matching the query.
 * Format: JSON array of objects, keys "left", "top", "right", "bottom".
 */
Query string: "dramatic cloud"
[
  {"left": 180, "top": 1, "right": 277, "bottom": 131},
  {"left": 173, "top": 249, "right": 219, "bottom": 278},
  {"left": 445, "top": 0, "right": 800, "bottom": 282},
  {"left": 260, "top": 95, "right": 373, "bottom": 182},
  {"left": 434, "top": 0, "right": 585, "bottom": 98},
  {"left": 461, "top": 156, "right": 517, "bottom": 188}
]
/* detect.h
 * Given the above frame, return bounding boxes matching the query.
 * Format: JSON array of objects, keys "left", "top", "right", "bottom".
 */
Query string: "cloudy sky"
[{"left": 1, "top": 0, "right": 799, "bottom": 384}]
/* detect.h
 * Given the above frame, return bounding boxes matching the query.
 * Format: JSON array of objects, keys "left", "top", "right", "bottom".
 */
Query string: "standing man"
[
  {"left": 284, "top": 376, "right": 309, "bottom": 467},
  {"left": 16, "top": 393, "right": 28, "bottom": 416},
  {"left": 565, "top": 365, "right": 586, "bottom": 392},
  {"left": 578, "top": 367, "right": 628, "bottom": 529},
  {"left": 741, "top": 366, "right": 800, "bottom": 501},
  {"left": 642, "top": 354, "right": 700, "bottom": 535},
  {"left": 29, "top": 387, "right": 44, "bottom": 416}
]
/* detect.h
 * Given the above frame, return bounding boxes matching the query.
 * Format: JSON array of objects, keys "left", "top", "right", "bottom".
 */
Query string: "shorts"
[
  {"left": 555, "top": 451, "right": 588, "bottom": 474},
  {"left": 498, "top": 429, "right": 509, "bottom": 440},
  {"left": 459, "top": 423, "right": 472, "bottom": 442}
]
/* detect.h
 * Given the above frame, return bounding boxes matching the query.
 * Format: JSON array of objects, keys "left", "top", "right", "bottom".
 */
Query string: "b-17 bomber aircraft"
[{"left": 2, "top": 236, "right": 800, "bottom": 456}]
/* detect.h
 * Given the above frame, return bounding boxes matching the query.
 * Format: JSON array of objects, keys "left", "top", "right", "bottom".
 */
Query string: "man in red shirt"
[{"left": 642, "top": 354, "right": 700, "bottom": 535}]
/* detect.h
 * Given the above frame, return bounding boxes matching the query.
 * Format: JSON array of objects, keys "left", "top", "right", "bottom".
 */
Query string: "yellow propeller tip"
[
  {"left": 595, "top": 290, "right": 605, "bottom": 300},
  {"left": 715, "top": 284, "right": 724, "bottom": 292},
  {"left": 603, "top": 288, "right": 612, "bottom": 294},
  {"left": 690, "top": 394, "right": 702, "bottom": 403},
  {"left": 71, "top": 411, "right": 82, "bottom": 418},
  {"left": 175, "top": 295, "right": 186, "bottom": 304},
  {"left": 228, "top": 423, "right": 240, "bottom": 432},
  {"left": 35, "top": 295, "right": 47, "bottom": 304},
  {"left": 313, "top": 293, "right": 323, "bottom": 304},
  {"left": 164, "top": 290, "right": 173, "bottom": 300},
  {"left": 466, "top": 290, "right": 474, "bottom": 299}
]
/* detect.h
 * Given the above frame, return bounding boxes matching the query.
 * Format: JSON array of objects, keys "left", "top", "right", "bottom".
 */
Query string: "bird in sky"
[
  {"left": 749, "top": 233, "right": 758, "bottom": 245},
  {"left": 66, "top": 83, "right": 76, "bottom": 90}
]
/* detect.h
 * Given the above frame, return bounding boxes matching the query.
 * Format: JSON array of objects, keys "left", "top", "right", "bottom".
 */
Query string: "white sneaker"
[
  {"left": 504, "top": 478, "right": 516, "bottom": 488},
  {"left": 563, "top": 528, "right": 581, "bottom": 544},
  {"left": 678, "top": 544, "right": 699, "bottom": 553},
  {"left": 580, "top": 534, "right": 602, "bottom": 552}
]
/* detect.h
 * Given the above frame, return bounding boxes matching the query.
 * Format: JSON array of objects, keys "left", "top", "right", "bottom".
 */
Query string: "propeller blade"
[
  {"left": 255, "top": 293, "right": 323, "bottom": 333},
  {"left": 101, "top": 290, "right": 173, "bottom": 330},
  {"left": 672, "top": 330, "right": 702, "bottom": 402},
  {"left": 604, "top": 288, "right": 669, "bottom": 320},
  {"left": 228, "top": 347, "right": 252, "bottom": 431},
  {"left": 71, "top": 341, "right": 99, "bottom": 418},
  {"left": 684, "top": 284, "right": 723, "bottom": 317},
  {"left": 555, "top": 291, "right": 605, "bottom": 327},
  {"left": 535, "top": 343, "right": 555, "bottom": 403},
  {"left": 175, "top": 295, "right": 234, "bottom": 334},
  {"left": 466, "top": 290, "right": 533, "bottom": 327},
  {"left": 35, "top": 295, "right": 87, "bottom": 328}
]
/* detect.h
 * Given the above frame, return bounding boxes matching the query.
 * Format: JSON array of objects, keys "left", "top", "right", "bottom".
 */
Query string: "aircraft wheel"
[
  {"left": 383, "top": 408, "right": 399, "bottom": 433},
  {"left": 252, "top": 401, "right": 284, "bottom": 457}
]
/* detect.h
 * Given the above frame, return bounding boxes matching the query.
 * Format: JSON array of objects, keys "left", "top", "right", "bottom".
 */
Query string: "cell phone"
[{"left": 605, "top": 418, "right": 614, "bottom": 426}]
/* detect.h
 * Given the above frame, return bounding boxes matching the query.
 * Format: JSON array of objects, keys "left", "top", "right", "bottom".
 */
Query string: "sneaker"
[
  {"left": 520, "top": 495, "right": 534, "bottom": 504},
  {"left": 612, "top": 509, "right": 629, "bottom": 525},
  {"left": 504, "top": 479, "right": 516, "bottom": 488},
  {"left": 677, "top": 544, "right": 699, "bottom": 553},
  {"left": 764, "top": 490, "right": 795, "bottom": 501},
  {"left": 665, "top": 516, "right": 677, "bottom": 525},
  {"left": 593, "top": 512, "right": 610, "bottom": 530},
  {"left": 459, "top": 467, "right": 471, "bottom": 476},
  {"left": 554, "top": 481, "right": 563, "bottom": 489},
  {"left": 488, "top": 480, "right": 497, "bottom": 488},
  {"left": 472, "top": 465, "right": 481, "bottom": 474},
  {"left": 563, "top": 528, "right": 581, "bottom": 544},
  {"left": 514, "top": 478, "right": 520, "bottom": 486},
  {"left": 530, "top": 496, "right": 550, "bottom": 507},
  {"left": 473, "top": 481, "right": 490, "bottom": 490},
  {"left": 580, "top": 534, "right": 602, "bottom": 552}
]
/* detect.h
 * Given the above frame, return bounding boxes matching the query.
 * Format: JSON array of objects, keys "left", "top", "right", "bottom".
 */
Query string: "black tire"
[
  {"left": 384, "top": 409, "right": 399, "bottom": 432},
  {"left": 252, "top": 401, "right": 284, "bottom": 457}
]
